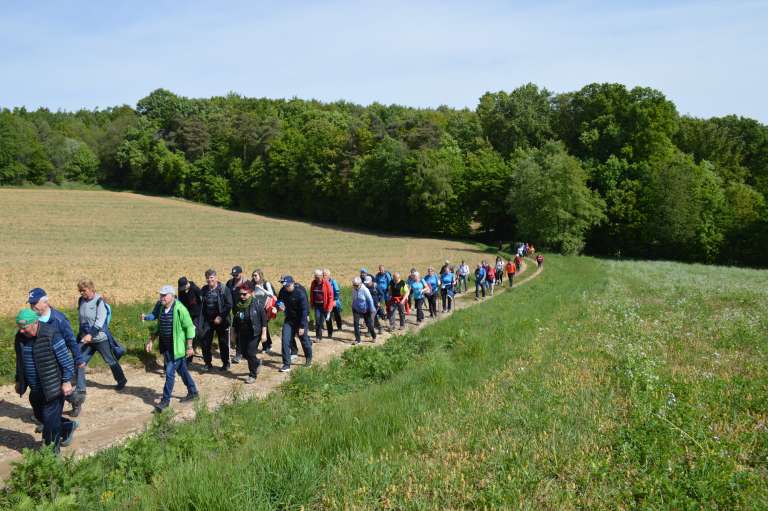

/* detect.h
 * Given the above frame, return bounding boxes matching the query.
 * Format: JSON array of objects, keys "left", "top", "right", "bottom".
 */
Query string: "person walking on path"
[
  {"left": 495, "top": 257, "right": 504, "bottom": 286},
  {"left": 388, "top": 272, "right": 409, "bottom": 330},
  {"left": 514, "top": 254, "right": 523, "bottom": 273},
  {"left": 364, "top": 276, "right": 386, "bottom": 334},
  {"left": 474, "top": 264, "right": 487, "bottom": 300},
  {"left": 486, "top": 264, "right": 496, "bottom": 297},
  {"left": 409, "top": 271, "right": 428, "bottom": 323},
  {"left": 145, "top": 285, "right": 198, "bottom": 413},
  {"left": 440, "top": 266, "right": 456, "bottom": 312},
  {"left": 177, "top": 276, "right": 203, "bottom": 362},
  {"left": 457, "top": 261, "right": 470, "bottom": 293},
  {"left": 309, "top": 269, "right": 335, "bottom": 342},
  {"left": 200, "top": 269, "right": 233, "bottom": 372},
  {"left": 536, "top": 254, "right": 544, "bottom": 269},
  {"left": 324, "top": 269, "right": 343, "bottom": 333},
  {"left": 28, "top": 288, "right": 86, "bottom": 417},
  {"left": 351, "top": 277, "right": 377, "bottom": 345},
  {"left": 375, "top": 265, "right": 393, "bottom": 311},
  {"left": 505, "top": 259, "right": 516, "bottom": 288},
  {"left": 232, "top": 282, "right": 267, "bottom": 384},
  {"left": 423, "top": 266, "right": 439, "bottom": 318},
  {"left": 14, "top": 309, "right": 77, "bottom": 452},
  {"left": 276, "top": 276, "right": 313, "bottom": 372},
  {"left": 226, "top": 266, "right": 248, "bottom": 364},
  {"left": 250, "top": 269, "right": 277, "bottom": 355},
  {"left": 77, "top": 279, "right": 127, "bottom": 390}
]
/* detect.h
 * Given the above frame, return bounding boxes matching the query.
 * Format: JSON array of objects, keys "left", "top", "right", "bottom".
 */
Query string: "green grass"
[{"left": 3, "top": 256, "right": 767, "bottom": 509}]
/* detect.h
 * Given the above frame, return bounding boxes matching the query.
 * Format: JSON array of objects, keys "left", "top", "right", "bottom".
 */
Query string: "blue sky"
[{"left": 1, "top": 0, "right": 766, "bottom": 121}]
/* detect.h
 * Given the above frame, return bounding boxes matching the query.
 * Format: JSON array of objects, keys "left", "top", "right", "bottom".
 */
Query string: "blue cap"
[
  {"left": 360, "top": 267, "right": 368, "bottom": 274},
  {"left": 281, "top": 275, "right": 294, "bottom": 285},
  {"left": 27, "top": 288, "right": 47, "bottom": 305}
]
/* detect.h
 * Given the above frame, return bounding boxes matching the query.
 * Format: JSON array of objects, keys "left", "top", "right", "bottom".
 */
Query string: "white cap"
[{"left": 159, "top": 285, "right": 175, "bottom": 296}]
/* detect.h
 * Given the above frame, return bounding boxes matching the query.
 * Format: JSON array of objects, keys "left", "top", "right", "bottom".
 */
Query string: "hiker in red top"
[
  {"left": 505, "top": 260, "right": 516, "bottom": 287},
  {"left": 485, "top": 265, "right": 496, "bottom": 296},
  {"left": 514, "top": 254, "right": 523, "bottom": 273},
  {"left": 536, "top": 254, "right": 544, "bottom": 269},
  {"left": 309, "top": 269, "right": 335, "bottom": 342}
]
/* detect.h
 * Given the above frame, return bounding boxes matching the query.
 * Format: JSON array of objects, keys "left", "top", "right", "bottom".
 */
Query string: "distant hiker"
[
  {"left": 388, "top": 272, "right": 409, "bottom": 331},
  {"left": 324, "top": 269, "right": 343, "bottom": 333},
  {"left": 364, "top": 276, "right": 386, "bottom": 334},
  {"left": 529, "top": 244, "right": 536, "bottom": 256},
  {"left": 177, "top": 276, "right": 203, "bottom": 362},
  {"left": 514, "top": 254, "right": 523, "bottom": 273},
  {"left": 505, "top": 259, "right": 516, "bottom": 287},
  {"left": 536, "top": 254, "right": 544, "bottom": 268},
  {"left": 409, "top": 271, "right": 427, "bottom": 323},
  {"left": 407, "top": 268, "right": 417, "bottom": 311},
  {"left": 375, "top": 265, "right": 393, "bottom": 305},
  {"left": 439, "top": 260, "right": 450, "bottom": 276},
  {"left": 145, "top": 285, "right": 198, "bottom": 413},
  {"left": 423, "top": 266, "right": 439, "bottom": 318},
  {"left": 28, "top": 288, "right": 86, "bottom": 417},
  {"left": 14, "top": 309, "right": 77, "bottom": 453},
  {"left": 309, "top": 269, "right": 335, "bottom": 342},
  {"left": 495, "top": 257, "right": 504, "bottom": 286},
  {"left": 232, "top": 282, "right": 267, "bottom": 384},
  {"left": 351, "top": 277, "right": 376, "bottom": 345},
  {"left": 486, "top": 264, "right": 496, "bottom": 296},
  {"left": 276, "top": 276, "right": 313, "bottom": 372},
  {"left": 76, "top": 278, "right": 127, "bottom": 390},
  {"left": 250, "top": 269, "right": 277, "bottom": 355},
  {"left": 200, "top": 269, "right": 233, "bottom": 372},
  {"left": 359, "top": 267, "right": 370, "bottom": 282},
  {"left": 457, "top": 261, "right": 470, "bottom": 294},
  {"left": 474, "top": 264, "right": 487, "bottom": 300},
  {"left": 440, "top": 265, "right": 455, "bottom": 312},
  {"left": 226, "top": 266, "right": 248, "bottom": 364}
]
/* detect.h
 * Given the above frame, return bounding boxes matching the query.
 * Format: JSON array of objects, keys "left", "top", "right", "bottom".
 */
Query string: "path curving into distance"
[{"left": 0, "top": 257, "right": 544, "bottom": 480}]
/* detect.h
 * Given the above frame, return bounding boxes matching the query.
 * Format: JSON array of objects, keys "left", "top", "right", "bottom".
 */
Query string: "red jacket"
[{"left": 310, "top": 278, "right": 335, "bottom": 312}]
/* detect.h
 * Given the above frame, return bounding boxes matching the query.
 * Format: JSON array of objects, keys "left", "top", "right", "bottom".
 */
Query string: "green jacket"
[{"left": 154, "top": 300, "right": 196, "bottom": 360}]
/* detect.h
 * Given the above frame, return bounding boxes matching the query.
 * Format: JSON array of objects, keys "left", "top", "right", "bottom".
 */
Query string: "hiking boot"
[
  {"left": 61, "top": 420, "right": 79, "bottom": 447},
  {"left": 201, "top": 364, "right": 213, "bottom": 372},
  {"left": 115, "top": 379, "right": 127, "bottom": 391},
  {"left": 265, "top": 349, "right": 278, "bottom": 356},
  {"left": 290, "top": 354, "right": 299, "bottom": 362},
  {"left": 245, "top": 375, "right": 257, "bottom": 384},
  {"left": 232, "top": 355, "right": 242, "bottom": 364},
  {"left": 70, "top": 402, "right": 82, "bottom": 418},
  {"left": 180, "top": 392, "right": 199, "bottom": 402},
  {"left": 279, "top": 365, "right": 292, "bottom": 373},
  {"left": 153, "top": 401, "right": 170, "bottom": 413},
  {"left": 305, "top": 359, "right": 313, "bottom": 368}
]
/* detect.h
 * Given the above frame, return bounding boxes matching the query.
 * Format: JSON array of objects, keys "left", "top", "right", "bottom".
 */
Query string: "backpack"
[{"left": 264, "top": 295, "right": 278, "bottom": 320}]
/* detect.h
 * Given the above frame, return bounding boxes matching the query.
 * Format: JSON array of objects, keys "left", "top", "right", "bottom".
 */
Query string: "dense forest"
[{"left": 1, "top": 83, "right": 766, "bottom": 266}]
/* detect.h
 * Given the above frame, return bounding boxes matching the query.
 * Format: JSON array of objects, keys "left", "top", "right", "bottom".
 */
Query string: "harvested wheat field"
[{"left": 0, "top": 188, "right": 489, "bottom": 317}]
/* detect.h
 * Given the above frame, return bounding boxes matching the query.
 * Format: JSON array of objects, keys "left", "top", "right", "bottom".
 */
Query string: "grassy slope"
[{"left": 4, "top": 256, "right": 768, "bottom": 509}]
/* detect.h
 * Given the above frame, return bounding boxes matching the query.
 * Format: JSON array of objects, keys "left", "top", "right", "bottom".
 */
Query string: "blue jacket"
[
  {"left": 410, "top": 280, "right": 427, "bottom": 300},
  {"left": 375, "top": 271, "right": 392, "bottom": 294},
  {"left": 46, "top": 307, "right": 83, "bottom": 365},
  {"left": 351, "top": 285, "right": 375, "bottom": 313},
  {"left": 423, "top": 274, "right": 439, "bottom": 294},
  {"left": 329, "top": 278, "right": 342, "bottom": 310},
  {"left": 474, "top": 267, "right": 486, "bottom": 282},
  {"left": 278, "top": 283, "right": 309, "bottom": 327},
  {"left": 440, "top": 272, "right": 455, "bottom": 288}
]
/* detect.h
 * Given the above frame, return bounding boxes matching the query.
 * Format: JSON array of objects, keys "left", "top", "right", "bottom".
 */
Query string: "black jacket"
[
  {"left": 232, "top": 300, "right": 268, "bottom": 341},
  {"left": 277, "top": 283, "right": 309, "bottom": 327},
  {"left": 15, "top": 322, "right": 70, "bottom": 402},
  {"left": 200, "top": 282, "right": 233, "bottom": 326},
  {"left": 178, "top": 281, "right": 202, "bottom": 318}
]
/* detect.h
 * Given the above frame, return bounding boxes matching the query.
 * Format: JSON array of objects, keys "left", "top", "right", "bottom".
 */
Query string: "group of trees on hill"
[{"left": 1, "top": 83, "right": 767, "bottom": 266}]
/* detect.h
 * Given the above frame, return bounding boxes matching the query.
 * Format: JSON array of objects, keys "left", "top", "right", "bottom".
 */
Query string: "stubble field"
[{"left": 0, "top": 189, "right": 490, "bottom": 317}]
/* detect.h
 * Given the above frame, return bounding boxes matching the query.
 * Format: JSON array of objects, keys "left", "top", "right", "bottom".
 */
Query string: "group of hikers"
[{"left": 12, "top": 250, "right": 543, "bottom": 453}]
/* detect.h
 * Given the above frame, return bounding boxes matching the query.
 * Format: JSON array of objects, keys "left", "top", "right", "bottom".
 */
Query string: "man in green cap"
[{"left": 14, "top": 308, "right": 78, "bottom": 452}]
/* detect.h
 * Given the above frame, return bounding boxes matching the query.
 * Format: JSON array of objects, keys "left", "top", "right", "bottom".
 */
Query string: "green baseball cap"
[{"left": 16, "top": 308, "right": 39, "bottom": 328}]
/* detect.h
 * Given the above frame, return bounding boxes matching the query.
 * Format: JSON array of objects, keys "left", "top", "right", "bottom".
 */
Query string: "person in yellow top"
[{"left": 387, "top": 272, "right": 410, "bottom": 331}]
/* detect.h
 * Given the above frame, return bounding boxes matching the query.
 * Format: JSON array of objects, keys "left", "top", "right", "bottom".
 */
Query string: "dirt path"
[{"left": 0, "top": 259, "right": 543, "bottom": 480}]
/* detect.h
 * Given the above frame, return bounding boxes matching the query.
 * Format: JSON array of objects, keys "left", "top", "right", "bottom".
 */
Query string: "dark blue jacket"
[
  {"left": 278, "top": 283, "right": 309, "bottom": 327},
  {"left": 48, "top": 307, "right": 83, "bottom": 365}
]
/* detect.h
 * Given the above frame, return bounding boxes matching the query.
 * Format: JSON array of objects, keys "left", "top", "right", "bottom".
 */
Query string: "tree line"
[{"left": 1, "top": 83, "right": 766, "bottom": 266}]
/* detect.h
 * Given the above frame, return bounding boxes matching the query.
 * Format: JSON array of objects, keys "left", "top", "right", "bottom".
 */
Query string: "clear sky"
[{"left": 1, "top": 0, "right": 766, "bottom": 121}]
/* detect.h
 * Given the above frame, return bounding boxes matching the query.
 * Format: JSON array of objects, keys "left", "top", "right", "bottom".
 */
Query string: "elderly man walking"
[
  {"left": 145, "top": 285, "right": 198, "bottom": 413},
  {"left": 276, "top": 276, "right": 313, "bottom": 372},
  {"left": 14, "top": 309, "right": 78, "bottom": 452},
  {"left": 200, "top": 269, "right": 233, "bottom": 372},
  {"left": 351, "top": 277, "right": 377, "bottom": 345}
]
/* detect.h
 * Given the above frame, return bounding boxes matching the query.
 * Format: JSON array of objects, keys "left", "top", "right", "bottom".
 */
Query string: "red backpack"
[{"left": 264, "top": 295, "right": 278, "bottom": 320}]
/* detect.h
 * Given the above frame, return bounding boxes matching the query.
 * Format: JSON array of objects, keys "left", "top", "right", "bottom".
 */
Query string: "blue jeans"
[
  {"left": 29, "top": 390, "right": 73, "bottom": 452},
  {"left": 281, "top": 321, "right": 312, "bottom": 367},
  {"left": 161, "top": 352, "right": 197, "bottom": 404},
  {"left": 80, "top": 339, "right": 117, "bottom": 366},
  {"left": 313, "top": 305, "right": 328, "bottom": 340},
  {"left": 475, "top": 279, "right": 486, "bottom": 298},
  {"left": 458, "top": 274, "right": 468, "bottom": 293}
]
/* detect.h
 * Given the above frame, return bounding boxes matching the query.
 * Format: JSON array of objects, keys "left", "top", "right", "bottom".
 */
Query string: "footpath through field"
[{"left": 0, "top": 259, "right": 543, "bottom": 480}]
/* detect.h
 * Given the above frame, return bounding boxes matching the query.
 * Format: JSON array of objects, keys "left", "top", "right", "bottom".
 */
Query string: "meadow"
[{"left": 4, "top": 255, "right": 766, "bottom": 509}]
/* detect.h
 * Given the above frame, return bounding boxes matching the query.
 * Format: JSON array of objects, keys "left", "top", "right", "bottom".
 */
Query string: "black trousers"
[
  {"left": 426, "top": 293, "right": 437, "bottom": 317},
  {"left": 327, "top": 306, "right": 342, "bottom": 331},
  {"left": 201, "top": 322, "right": 229, "bottom": 366},
  {"left": 238, "top": 332, "right": 261, "bottom": 377},
  {"left": 415, "top": 298, "right": 425, "bottom": 322}
]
